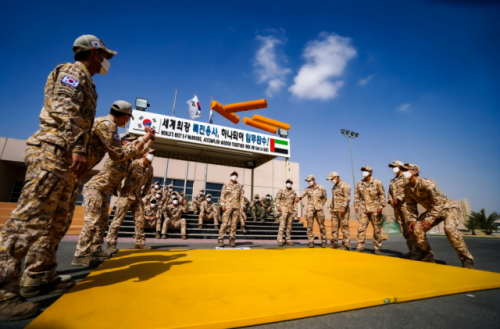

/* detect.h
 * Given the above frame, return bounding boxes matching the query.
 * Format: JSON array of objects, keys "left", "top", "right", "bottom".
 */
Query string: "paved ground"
[{"left": 4, "top": 235, "right": 500, "bottom": 329}]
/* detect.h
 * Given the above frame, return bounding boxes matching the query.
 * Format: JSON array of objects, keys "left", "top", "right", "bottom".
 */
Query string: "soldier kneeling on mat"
[{"left": 161, "top": 194, "right": 187, "bottom": 239}]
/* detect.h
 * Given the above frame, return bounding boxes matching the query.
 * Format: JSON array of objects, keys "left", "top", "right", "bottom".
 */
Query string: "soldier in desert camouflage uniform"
[
  {"left": 198, "top": 194, "right": 220, "bottom": 229},
  {"left": 402, "top": 164, "right": 474, "bottom": 268},
  {"left": 388, "top": 160, "right": 419, "bottom": 259},
  {"left": 72, "top": 133, "right": 153, "bottom": 265},
  {"left": 218, "top": 171, "right": 245, "bottom": 247},
  {"left": 161, "top": 194, "right": 187, "bottom": 239},
  {"left": 296, "top": 175, "right": 328, "bottom": 248},
  {"left": 143, "top": 189, "right": 164, "bottom": 238},
  {"left": 276, "top": 179, "right": 298, "bottom": 246},
  {"left": 354, "top": 166, "right": 386, "bottom": 254},
  {"left": 250, "top": 194, "right": 266, "bottom": 222},
  {"left": 106, "top": 150, "right": 155, "bottom": 250},
  {"left": 192, "top": 190, "right": 205, "bottom": 214},
  {"left": 262, "top": 194, "right": 280, "bottom": 222},
  {"left": 327, "top": 172, "right": 351, "bottom": 250},
  {"left": 0, "top": 35, "right": 117, "bottom": 320}
]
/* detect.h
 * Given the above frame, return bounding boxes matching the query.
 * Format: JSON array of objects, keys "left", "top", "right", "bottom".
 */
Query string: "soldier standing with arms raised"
[
  {"left": 276, "top": 179, "right": 298, "bottom": 247},
  {"left": 296, "top": 175, "right": 328, "bottom": 248},
  {"left": 327, "top": 172, "right": 351, "bottom": 250},
  {"left": 0, "top": 35, "right": 117, "bottom": 320},
  {"left": 218, "top": 171, "right": 245, "bottom": 247},
  {"left": 354, "top": 166, "right": 386, "bottom": 255},
  {"left": 402, "top": 164, "right": 474, "bottom": 268}
]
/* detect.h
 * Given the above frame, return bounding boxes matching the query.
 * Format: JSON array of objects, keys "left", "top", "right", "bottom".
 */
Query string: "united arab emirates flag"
[{"left": 270, "top": 139, "right": 289, "bottom": 155}]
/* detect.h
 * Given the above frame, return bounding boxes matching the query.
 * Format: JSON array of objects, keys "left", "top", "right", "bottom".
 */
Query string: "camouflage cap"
[
  {"left": 305, "top": 175, "right": 315, "bottom": 182},
  {"left": 167, "top": 184, "right": 174, "bottom": 188},
  {"left": 120, "top": 132, "right": 137, "bottom": 141},
  {"left": 205, "top": 193, "right": 212, "bottom": 198},
  {"left": 286, "top": 178, "right": 293, "bottom": 183},
  {"left": 146, "top": 149, "right": 156, "bottom": 155},
  {"left": 73, "top": 35, "right": 117, "bottom": 59},
  {"left": 361, "top": 166, "right": 373, "bottom": 172},
  {"left": 230, "top": 171, "right": 239, "bottom": 176},
  {"left": 326, "top": 172, "right": 339, "bottom": 180},
  {"left": 171, "top": 193, "right": 179, "bottom": 200},
  {"left": 403, "top": 163, "right": 420, "bottom": 173},
  {"left": 388, "top": 161, "right": 404, "bottom": 168},
  {"left": 150, "top": 199, "right": 157, "bottom": 204},
  {"left": 254, "top": 194, "right": 260, "bottom": 198},
  {"left": 111, "top": 100, "right": 134, "bottom": 119}
]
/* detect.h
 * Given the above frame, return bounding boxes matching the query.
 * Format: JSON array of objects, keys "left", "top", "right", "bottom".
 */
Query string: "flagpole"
[
  {"left": 172, "top": 88, "right": 178, "bottom": 117},
  {"left": 209, "top": 96, "right": 213, "bottom": 124}
]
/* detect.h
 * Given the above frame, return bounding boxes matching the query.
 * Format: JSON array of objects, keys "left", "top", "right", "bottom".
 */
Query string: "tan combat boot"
[
  {"left": 181, "top": 235, "right": 187, "bottom": 240},
  {"left": 135, "top": 244, "right": 152, "bottom": 250},
  {"left": 71, "top": 256, "right": 101, "bottom": 267},
  {"left": 274, "top": 218, "right": 280, "bottom": 223},
  {"left": 401, "top": 251, "right": 412, "bottom": 259},
  {"left": 330, "top": 242, "right": 338, "bottom": 249},
  {"left": 420, "top": 252, "right": 436, "bottom": 263},
  {"left": 198, "top": 224, "right": 203, "bottom": 229},
  {"left": 91, "top": 250, "right": 111, "bottom": 261},
  {"left": 218, "top": 240, "right": 224, "bottom": 247},
  {"left": 214, "top": 224, "right": 219, "bottom": 229},
  {"left": 0, "top": 296, "right": 40, "bottom": 322},
  {"left": 462, "top": 259, "right": 474, "bottom": 269},
  {"left": 161, "top": 234, "right": 167, "bottom": 239},
  {"left": 308, "top": 242, "right": 314, "bottom": 248},
  {"left": 340, "top": 245, "right": 349, "bottom": 251},
  {"left": 155, "top": 232, "right": 161, "bottom": 239},
  {"left": 285, "top": 241, "right": 294, "bottom": 246},
  {"left": 21, "top": 277, "right": 76, "bottom": 298},
  {"left": 107, "top": 243, "right": 119, "bottom": 255},
  {"left": 259, "top": 218, "right": 265, "bottom": 223},
  {"left": 241, "top": 226, "right": 247, "bottom": 233},
  {"left": 321, "top": 242, "right": 327, "bottom": 248},
  {"left": 229, "top": 239, "right": 236, "bottom": 247},
  {"left": 374, "top": 250, "right": 381, "bottom": 255},
  {"left": 278, "top": 241, "right": 284, "bottom": 247}
]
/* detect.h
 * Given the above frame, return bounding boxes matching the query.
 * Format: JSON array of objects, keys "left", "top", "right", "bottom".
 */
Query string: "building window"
[
  {"left": 164, "top": 179, "right": 194, "bottom": 200},
  {"left": 9, "top": 181, "right": 24, "bottom": 203},
  {"left": 205, "top": 183, "right": 223, "bottom": 203}
]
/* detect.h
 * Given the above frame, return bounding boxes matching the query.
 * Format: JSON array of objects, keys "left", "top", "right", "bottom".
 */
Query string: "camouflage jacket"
[
  {"left": 143, "top": 194, "right": 163, "bottom": 218},
  {"left": 200, "top": 200, "right": 218, "bottom": 214},
  {"left": 193, "top": 195, "right": 205, "bottom": 204},
  {"left": 119, "top": 159, "right": 154, "bottom": 200},
  {"left": 243, "top": 197, "right": 251, "bottom": 213},
  {"left": 402, "top": 177, "right": 456, "bottom": 224},
  {"left": 300, "top": 184, "right": 327, "bottom": 211},
  {"left": 329, "top": 181, "right": 351, "bottom": 211},
  {"left": 86, "top": 114, "right": 141, "bottom": 170},
  {"left": 144, "top": 204, "right": 158, "bottom": 220},
  {"left": 275, "top": 187, "right": 298, "bottom": 214},
  {"left": 163, "top": 204, "right": 184, "bottom": 222},
  {"left": 262, "top": 198, "right": 273, "bottom": 209},
  {"left": 354, "top": 178, "right": 386, "bottom": 213},
  {"left": 220, "top": 181, "right": 245, "bottom": 209},
  {"left": 388, "top": 174, "right": 407, "bottom": 208},
  {"left": 28, "top": 62, "right": 97, "bottom": 155}
]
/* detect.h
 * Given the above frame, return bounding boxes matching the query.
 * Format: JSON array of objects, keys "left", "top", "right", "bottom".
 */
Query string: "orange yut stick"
[
  {"left": 243, "top": 117, "right": 277, "bottom": 134},
  {"left": 252, "top": 114, "right": 290, "bottom": 130},
  {"left": 211, "top": 101, "right": 240, "bottom": 124},
  {"left": 224, "top": 99, "right": 268, "bottom": 113}
]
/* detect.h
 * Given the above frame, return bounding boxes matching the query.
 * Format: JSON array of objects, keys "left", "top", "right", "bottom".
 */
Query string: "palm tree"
[
  {"left": 468, "top": 209, "right": 500, "bottom": 235},
  {"left": 464, "top": 215, "right": 480, "bottom": 235}
]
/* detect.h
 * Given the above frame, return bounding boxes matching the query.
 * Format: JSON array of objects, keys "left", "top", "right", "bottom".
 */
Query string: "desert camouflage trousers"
[
  {"left": 265, "top": 206, "right": 280, "bottom": 219},
  {"left": 0, "top": 142, "right": 73, "bottom": 300},
  {"left": 306, "top": 209, "right": 327, "bottom": 243},
  {"left": 192, "top": 201, "right": 201, "bottom": 213},
  {"left": 277, "top": 212, "right": 294, "bottom": 243},
  {"left": 107, "top": 197, "right": 145, "bottom": 246},
  {"left": 413, "top": 208, "right": 473, "bottom": 262},
  {"left": 331, "top": 208, "right": 350, "bottom": 249},
  {"left": 251, "top": 205, "right": 266, "bottom": 220},
  {"left": 394, "top": 207, "right": 419, "bottom": 255},
  {"left": 162, "top": 218, "right": 186, "bottom": 235},
  {"left": 198, "top": 211, "right": 219, "bottom": 226},
  {"left": 218, "top": 208, "right": 240, "bottom": 241},
  {"left": 74, "top": 188, "right": 110, "bottom": 257},
  {"left": 356, "top": 212, "right": 383, "bottom": 252},
  {"left": 144, "top": 216, "right": 162, "bottom": 232}
]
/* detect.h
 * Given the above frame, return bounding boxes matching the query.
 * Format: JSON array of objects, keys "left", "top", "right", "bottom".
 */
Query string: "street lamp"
[{"left": 341, "top": 129, "right": 359, "bottom": 219}]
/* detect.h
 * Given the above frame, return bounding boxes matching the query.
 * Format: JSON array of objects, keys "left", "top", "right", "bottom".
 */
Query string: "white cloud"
[
  {"left": 289, "top": 32, "right": 357, "bottom": 100},
  {"left": 254, "top": 35, "right": 291, "bottom": 97},
  {"left": 396, "top": 103, "right": 411, "bottom": 113},
  {"left": 358, "top": 74, "right": 373, "bottom": 86}
]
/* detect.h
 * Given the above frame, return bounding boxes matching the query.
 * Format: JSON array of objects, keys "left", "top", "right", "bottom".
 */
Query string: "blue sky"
[{"left": 0, "top": 0, "right": 499, "bottom": 212}]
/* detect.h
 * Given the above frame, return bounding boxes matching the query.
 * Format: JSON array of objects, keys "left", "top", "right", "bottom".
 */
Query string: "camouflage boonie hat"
[
  {"left": 305, "top": 175, "right": 315, "bottom": 182},
  {"left": 111, "top": 100, "right": 134, "bottom": 119},
  {"left": 73, "top": 35, "right": 117, "bottom": 59},
  {"left": 403, "top": 163, "right": 420, "bottom": 173},
  {"left": 327, "top": 172, "right": 339, "bottom": 180},
  {"left": 361, "top": 166, "right": 373, "bottom": 172},
  {"left": 205, "top": 193, "right": 212, "bottom": 198},
  {"left": 120, "top": 133, "right": 137, "bottom": 141},
  {"left": 388, "top": 161, "right": 404, "bottom": 168}
]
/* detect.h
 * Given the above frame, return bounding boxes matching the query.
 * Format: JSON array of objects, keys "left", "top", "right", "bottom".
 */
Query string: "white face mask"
[
  {"left": 286, "top": 183, "right": 292, "bottom": 188},
  {"left": 150, "top": 203, "right": 156, "bottom": 208},
  {"left": 168, "top": 188, "right": 173, "bottom": 191},
  {"left": 362, "top": 171, "right": 370, "bottom": 178},
  {"left": 308, "top": 181, "right": 314, "bottom": 186},
  {"left": 331, "top": 179, "right": 338, "bottom": 185},
  {"left": 146, "top": 154, "right": 154, "bottom": 162},
  {"left": 173, "top": 200, "right": 179, "bottom": 205},
  {"left": 154, "top": 184, "right": 160, "bottom": 189},
  {"left": 392, "top": 167, "right": 400, "bottom": 174},
  {"left": 403, "top": 171, "right": 412, "bottom": 179},
  {"left": 231, "top": 175, "right": 237, "bottom": 181},
  {"left": 156, "top": 193, "right": 161, "bottom": 198},
  {"left": 266, "top": 196, "right": 271, "bottom": 200},
  {"left": 200, "top": 192, "right": 204, "bottom": 195},
  {"left": 97, "top": 55, "right": 110, "bottom": 75},
  {"left": 206, "top": 198, "right": 212, "bottom": 202}
]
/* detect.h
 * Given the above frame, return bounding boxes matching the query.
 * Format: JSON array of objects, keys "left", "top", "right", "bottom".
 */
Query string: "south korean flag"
[{"left": 61, "top": 75, "right": 80, "bottom": 88}]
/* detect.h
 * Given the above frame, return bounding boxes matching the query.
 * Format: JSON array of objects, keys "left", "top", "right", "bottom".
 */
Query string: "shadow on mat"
[{"left": 68, "top": 253, "right": 191, "bottom": 293}]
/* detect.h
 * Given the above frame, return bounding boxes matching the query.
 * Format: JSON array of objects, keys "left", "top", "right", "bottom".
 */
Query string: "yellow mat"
[{"left": 27, "top": 249, "right": 500, "bottom": 329}]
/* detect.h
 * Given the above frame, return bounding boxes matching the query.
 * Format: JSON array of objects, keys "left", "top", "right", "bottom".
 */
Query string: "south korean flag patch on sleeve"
[{"left": 61, "top": 75, "right": 80, "bottom": 88}]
